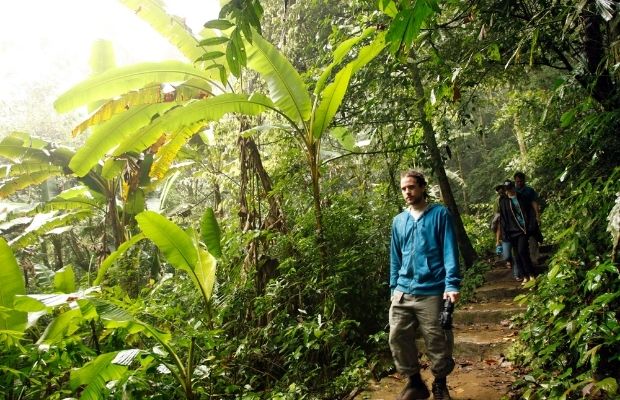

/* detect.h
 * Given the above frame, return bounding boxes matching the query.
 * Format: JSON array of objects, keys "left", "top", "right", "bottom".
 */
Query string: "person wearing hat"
[{"left": 498, "top": 179, "right": 539, "bottom": 282}]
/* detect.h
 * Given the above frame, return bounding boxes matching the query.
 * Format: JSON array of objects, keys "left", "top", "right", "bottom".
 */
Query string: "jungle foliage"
[{"left": 1, "top": 0, "right": 619, "bottom": 399}]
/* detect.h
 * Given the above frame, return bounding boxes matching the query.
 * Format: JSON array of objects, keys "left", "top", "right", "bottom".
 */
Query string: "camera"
[{"left": 439, "top": 298, "right": 454, "bottom": 330}]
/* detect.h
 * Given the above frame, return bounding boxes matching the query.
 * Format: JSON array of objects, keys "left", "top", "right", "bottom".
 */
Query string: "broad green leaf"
[
  {"left": 135, "top": 211, "right": 197, "bottom": 271},
  {"left": 72, "top": 84, "right": 163, "bottom": 137},
  {"left": 378, "top": 0, "right": 398, "bottom": 17},
  {"left": 226, "top": 29, "right": 244, "bottom": 77},
  {"left": 0, "top": 145, "right": 50, "bottom": 163},
  {"left": 190, "top": 229, "right": 217, "bottom": 302},
  {"left": 102, "top": 158, "right": 124, "bottom": 180},
  {"left": 1, "top": 132, "right": 48, "bottom": 149},
  {"left": 349, "top": 31, "right": 387, "bottom": 74},
  {"left": 54, "top": 265, "right": 76, "bottom": 294},
  {"left": 69, "top": 103, "right": 174, "bottom": 177},
  {"left": 195, "top": 246, "right": 217, "bottom": 301},
  {"left": 113, "top": 93, "right": 273, "bottom": 155},
  {"left": 0, "top": 238, "right": 27, "bottom": 332},
  {"left": 385, "top": 2, "right": 433, "bottom": 53},
  {"left": 198, "top": 37, "right": 229, "bottom": 46},
  {"left": 37, "top": 307, "right": 82, "bottom": 345},
  {"left": 200, "top": 208, "right": 221, "bottom": 258},
  {"left": 246, "top": 30, "right": 311, "bottom": 124},
  {"left": 0, "top": 170, "right": 63, "bottom": 199},
  {"left": 9, "top": 210, "right": 92, "bottom": 249},
  {"left": 125, "top": 188, "right": 145, "bottom": 215},
  {"left": 312, "top": 65, "right": 353, "bottom": 140},
  {"left": 204, "top": 19, "right": 234, "bottom": 30},
  {"left": 0, "top": 163, "right": 62, "bottom": 178},
  {"left": 120, "top": 0, "right": 204, "bottom": 62},
  {"left": 12, "top": 295, "right": 47, "bottom": 312},
  {"left": 70, "top": 351, "right": 129, "bottom": 400},
  {"left": 94, "top": 233, "right": 146, "bottom": 285},
  {"left": 197, "top": 51, "right": 226, "bottom": 62},
  {"left": 55, "top": 61, "right": 215, "bottom": 112},
  {"left": 315, "top": 27, "right": 376, "bottom": 96},
  {"left": 329, "top": 127, "right": 356, "bottom": 151}
]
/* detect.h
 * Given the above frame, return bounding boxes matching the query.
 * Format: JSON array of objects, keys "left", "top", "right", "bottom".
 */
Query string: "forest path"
[{"left": 356, "top": 261, "right": 531, "bottom": 400}]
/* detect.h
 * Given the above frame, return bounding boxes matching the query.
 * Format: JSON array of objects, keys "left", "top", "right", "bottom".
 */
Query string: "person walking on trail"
[
  {"left": 498, "top": 180, "right": 540, "bottom": 283},
  {"left": 514, "top": 171, "right": 542, "bottom": 263},
  {"left": 493, "top": 184, "right": 522, "bottom": 280},
  {"left": 389, "top": 170, "right": 461, "bottom": 400}
]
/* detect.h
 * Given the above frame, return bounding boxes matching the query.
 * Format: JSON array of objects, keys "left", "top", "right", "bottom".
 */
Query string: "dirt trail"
[{"left": 357, "top": 263, "right": 527, "bottom": 400}]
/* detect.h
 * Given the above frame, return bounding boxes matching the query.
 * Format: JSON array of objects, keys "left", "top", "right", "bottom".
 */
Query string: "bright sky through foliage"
[{"left": 0, "top": 0, "right": 219, "bottom": 137}]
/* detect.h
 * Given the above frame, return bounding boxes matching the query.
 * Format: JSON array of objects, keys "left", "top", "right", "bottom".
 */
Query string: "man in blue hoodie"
[{"left": 389, "top": 170, "right": 461, "bottom": 400}]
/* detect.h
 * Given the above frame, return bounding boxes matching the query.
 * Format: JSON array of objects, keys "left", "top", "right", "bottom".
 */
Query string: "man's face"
[
  {"left": 514, "top": 176, "right": 525, "bottom": 189},
  {"left": 401, "top": 176, "right": 425, "bottom": 206}
]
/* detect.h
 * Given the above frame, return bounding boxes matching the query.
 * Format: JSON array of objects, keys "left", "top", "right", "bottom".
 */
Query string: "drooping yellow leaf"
[{"left": 150, "top": 122, "right": 204, "bottom": 180}]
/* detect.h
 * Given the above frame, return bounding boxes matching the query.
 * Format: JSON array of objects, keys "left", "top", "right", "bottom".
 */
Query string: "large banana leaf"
[
  {"left": 72, "top": 81, "right": 213, "bottom": 137},
  {"left": 0, "top": 145, "right": 50, "bottom": 163},
  {"left": 0, "top": 237, "right": 26, "bottom": 332},
  {"left": 54, "top": 265, "right": 76, "bottom": 294},
  {"left": 37, "top": 307, "right": 83, "bottom": 345},
  {"left": 69, "top": 103, "right": 174, "bottom": 177},
  {"left": 70, "top": 351, "right": 129, "bottom": 400},
  {"left": 54, "top": 61, "right": 215, "bottom": 112},
  {"left": 1, "top": 132, "right": 48, "bottom": 149},
  {"left": 311, "top": 31, "right": 387, "bottom": 140},
  {"left": 314, "top": 27, "right": 376, "bottom": 96},
  {"left": 149, "top": 122, "right": 204, "bottom": 180},
  {"left": 349, "top": 30, "right": 387, "bottom": 74},
  {"left": 135, "top": 211, "right": 197, "bottom": 271},
  {"left": 9, "top": 210, "right": 92, "bottom": 249},
  {"left": 135, "top": 211, "right": 216, "bottom": 303},
  {"left": 0, "top": 169, "right": 63, "bottom": 199},
  {"left": 0, "top": 162, "right": 62, "bottom": 177},
  {"left": 119, "top": 0, "right": 204, "bottom": 63},
  {"left": 200, "top": 208, "right": 221, "bottom": 258},
  {"left": 113, "top": 93, "right": 274, "bottom": 155},
  {"left": 73, "top": 84, "right": 163, "bottom": 137},
  {"left": 246, "top": 30, "right": 311, "bottom": 125},
  {"left": 193, "top": 236, "right": 217, "bottom": 302},
  {"left": 311, "top": 65, "right": 353, "bottom": 140}
]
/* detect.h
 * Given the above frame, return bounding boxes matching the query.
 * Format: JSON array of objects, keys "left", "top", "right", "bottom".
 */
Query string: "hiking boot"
[
  {"left": 431, "top": 378, "right": 451, "bottom": 400},
  {"left": 397, "top": 375, "right": 430, "bottom": 400}
]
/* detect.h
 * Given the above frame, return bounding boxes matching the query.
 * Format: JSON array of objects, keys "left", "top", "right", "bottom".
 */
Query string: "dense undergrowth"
[{"left": 508, "top": 172, "right": 620, "bottom": 400}]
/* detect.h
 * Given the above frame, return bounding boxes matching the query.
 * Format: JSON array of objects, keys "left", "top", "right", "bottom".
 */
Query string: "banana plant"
[
  {"left": 7, "top": 207, "right": 220, "bottom": 399},
  {"left": 54, "top": 0, "right": 386, "bottom": 244}
]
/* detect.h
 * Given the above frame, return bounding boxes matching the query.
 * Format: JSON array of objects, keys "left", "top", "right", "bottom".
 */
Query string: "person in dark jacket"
[
  {"left": 389, "top": 170, "right": 461, "bottom": 400},
  {"left": 498, "top": 180, "right": 539, "bottom": 282}
]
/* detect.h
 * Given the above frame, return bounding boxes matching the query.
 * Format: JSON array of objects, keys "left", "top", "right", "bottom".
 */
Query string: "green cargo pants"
[{"left": 389, "top": 291, "right": 455, "bottom": 378}]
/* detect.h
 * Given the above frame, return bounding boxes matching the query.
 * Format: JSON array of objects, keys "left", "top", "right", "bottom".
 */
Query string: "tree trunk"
[
  {"left": 513, "top": 116, "right": 528, "bottom": 159},
  {"left": 237, "top": 119, "right": 287, "bottom": 304},
  {"left": 580, "top": 6, "right": 618, "bottom": 111},
  {"left": 410, "top": 63, "right": 477, "bottom": 268},
  {"left": 307, "top": 142, "right": 325, "bottom": 245},
  {"left": 455, "top": 149, "right": 469, "bottom": 214}
]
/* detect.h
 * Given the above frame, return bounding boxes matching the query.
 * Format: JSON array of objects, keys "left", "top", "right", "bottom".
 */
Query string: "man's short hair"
[
  {"left": 514, "top": 171, "right": 526, "bottom": 181},
  {"left": 401, "top": 169, "right": 427, "bottom": 187}
]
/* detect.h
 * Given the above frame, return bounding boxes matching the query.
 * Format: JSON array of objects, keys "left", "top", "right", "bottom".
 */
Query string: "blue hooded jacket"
[{"left": 390, "top": 204, "right": 461, "bottom": 296}]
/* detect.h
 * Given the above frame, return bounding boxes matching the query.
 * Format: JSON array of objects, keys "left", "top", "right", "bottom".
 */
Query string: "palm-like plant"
[{"left": 54, "top": 0, "right": 386, "bottom": 245}]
